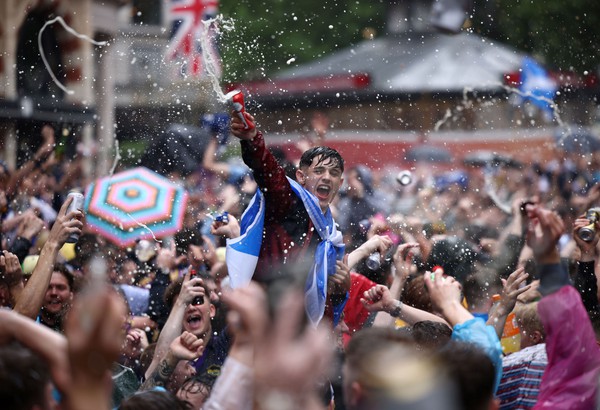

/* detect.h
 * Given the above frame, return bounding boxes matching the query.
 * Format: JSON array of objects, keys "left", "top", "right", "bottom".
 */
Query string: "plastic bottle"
[{"left": 491, "top": 294, "right": 521, "bottom": 354}]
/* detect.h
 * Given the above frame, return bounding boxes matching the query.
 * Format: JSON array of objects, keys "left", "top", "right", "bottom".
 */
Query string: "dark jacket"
[{"left": 241, "top": 132, "right": 320, "bottom": 282}]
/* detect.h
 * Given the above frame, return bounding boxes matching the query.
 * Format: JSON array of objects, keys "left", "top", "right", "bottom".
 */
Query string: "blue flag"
[
  {"left": 225, "top": 190, "right": 264, "bottom": 289},
  {"left": 519, "top": 57, "right": 557, "bottom": 118}
]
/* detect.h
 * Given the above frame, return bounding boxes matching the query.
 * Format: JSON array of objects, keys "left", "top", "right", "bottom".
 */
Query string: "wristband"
[{"left": 389, "top": 300, "right": 403, "bottom": 318}]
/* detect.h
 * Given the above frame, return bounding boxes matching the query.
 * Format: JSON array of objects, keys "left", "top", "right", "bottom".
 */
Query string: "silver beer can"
[
  {"left": 65, "top": 191, "right": 84, "bottom": 243},
  {"left": 366, "top": 252, "right": 381, "bottom": 271}
]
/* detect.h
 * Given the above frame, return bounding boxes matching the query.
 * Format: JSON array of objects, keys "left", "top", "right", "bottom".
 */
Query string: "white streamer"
[
  {"left": 38, "top": 16, "right": 108, "bottom": 95},
  {"left": 434, "top": 108, "right": 452, "bottom": 132},
  {"left": 125, "top": 213, "right": 161, "bottom": 242},
  {"left": 108, "top": 139, "right": 121, "bottom": 177}
]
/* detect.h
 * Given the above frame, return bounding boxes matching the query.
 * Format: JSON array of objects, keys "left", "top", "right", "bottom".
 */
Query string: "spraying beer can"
[
  {"left": 65, "top": 191, "right": 84, "bottom": 243},
  {"left": 225, "top": 90, "right": 254, "bottom": 130}
]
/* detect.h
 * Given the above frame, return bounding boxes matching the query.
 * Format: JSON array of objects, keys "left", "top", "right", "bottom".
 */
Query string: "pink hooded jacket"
[{"left": 534, "top": 285, "right": 600, "bottom": 409}]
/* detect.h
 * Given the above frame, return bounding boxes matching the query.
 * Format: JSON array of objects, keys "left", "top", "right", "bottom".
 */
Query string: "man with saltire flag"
[{"left": 225, "top": 106, "right": 351, "bottom": 328}]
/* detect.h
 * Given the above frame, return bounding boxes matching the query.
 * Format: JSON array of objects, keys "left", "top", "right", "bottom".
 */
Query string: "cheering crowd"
[{"left": 1, "top": 109, "right": 600, "bottom": 410}]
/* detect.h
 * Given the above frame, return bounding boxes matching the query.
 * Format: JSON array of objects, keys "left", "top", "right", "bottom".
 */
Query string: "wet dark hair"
[
  {"left": 401, "top": 274, "right": 434, "bottom": 313},
  {"left": 437, "top": 341, "right": 496, "bottom": 410},
  {"left": 74, "top": 233, "right": 103, "bottom": 266},
  {"left": 52, "top": 263, "right": 74, "bottom": 291},
  {"left": 299, "top": 146, "right": 344, "bottom": 172},
  {"left": 174, "top": 228, "right": 204, "bottom": 256},
  {"left": 180, "top": 371, "right": 216, "bottom": 395},
  {"left": 410, "top": 320, "right": 453, "bottom": 350},
  {"left": 0, "top": 342, "right": 51, "bottom": 410},
  {"left": 427, "top": 236, "right": 478, "bottom": 283}
]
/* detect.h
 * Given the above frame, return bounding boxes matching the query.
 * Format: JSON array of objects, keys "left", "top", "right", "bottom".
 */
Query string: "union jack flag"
[{"left": 166, "top": 0, "right": 220, "bottom": 78}]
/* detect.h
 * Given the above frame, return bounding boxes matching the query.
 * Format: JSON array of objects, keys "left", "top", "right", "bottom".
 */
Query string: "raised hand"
[
  {"left": 219, "top": 283, "right": 331, "bottom": 408},
  {"left": 392, "top": 242, "right": 420, "bottom": 280},
  {"left": 499, "top": 267, "right": 531, "bottom": 313},
  {"left": 487, "top": 267, "right": 531, "bottom": 337},
  {"left": 210, "top": 214, "right": 241, "bottom": 239},
  {"left": 122, "top": 328, "right": 149, "bottom": 360},
  {"left": 525, "top": 204, "right": 564, "bottom": 264},
  {"left": 360, "top": 284, "right": 396, "bottom": 313},
  {"left": 328, "top": 255, "right": 351, "bottom": 295},
  {"left": 517, "top": 279, "right": 541, "bottom": 304},
  {"left": 424, "top": 269, "right": 472, "bottom": 326},
  {"left": 0, "top": 251, "right": 23, "bottom": 287},
  {"left": 169, "top": 331, "right": 204, "bottom": 361},
  {"left": 17, "top": 210, "right": 45, "bottom": 241},
  {"left": 230, "top": 111, "right": 257, "bottom": 141},
  {"left": 221, "top": 282, "right": 268, "bottom": 348},
  {"left": 366, "top": 218, "right": 390, "bottom": 239},
  {"left": 348, "top": 234, "right": 393, "bottom": 269},
  {"left": 47, "top": 196, "right": 84, "bottom": 246},
  {"left": 64, "top": 287, "right": 127, "bottom": 410},
  {"left": 35, "top": 125, "right": 56, "bottom": 162},
  {"left": 178, "top": 270, "right": 206, "bottom": 306},
  {"left": 573, "top": 215, "right": 599, "bottom": 262},
  {"left": 253, "top": 289, "right": 333, "bottom": 402}
]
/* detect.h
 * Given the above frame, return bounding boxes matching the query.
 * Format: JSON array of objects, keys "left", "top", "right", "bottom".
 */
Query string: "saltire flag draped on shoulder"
[
  {"left": 225, "top": 190, "right": 265, "bottom": 290},
  {"left": 166, "top": 0, "right": 220, "bottom": 78}
]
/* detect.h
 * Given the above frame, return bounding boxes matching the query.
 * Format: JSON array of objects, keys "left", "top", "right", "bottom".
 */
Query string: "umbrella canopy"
[
  {"left": 406, "top": 145, "right": 453, "bottom": 163},
  {"left": 463, "top": 151, "right": 522, "bottom": 168},
  {"left": 84, "top": 167, "right": 188, "bottom": 247},
  {"left": 140, "top": 124, "right": 211, "bottom": 177},
  {"left": 555, "top": 128, "right": 600, "bottom": 153}
]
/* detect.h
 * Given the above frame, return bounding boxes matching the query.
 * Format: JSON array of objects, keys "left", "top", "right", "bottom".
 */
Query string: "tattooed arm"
[
  {"left": 140, "top": 331, "right": 204, "bottom": 391},
  {"left": 141, "top": 354, "right": 178, "bottom": 390}
]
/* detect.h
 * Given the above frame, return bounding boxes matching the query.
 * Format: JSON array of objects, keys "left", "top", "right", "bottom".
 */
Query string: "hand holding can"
[
  {"left": 65, "top": 191, "right": 85, "bottom": 243},
  {"left": 225, "top": 90, "right": 254, "bottom": 130}
]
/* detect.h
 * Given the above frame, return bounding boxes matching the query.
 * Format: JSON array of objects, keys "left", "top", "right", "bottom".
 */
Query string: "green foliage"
[
  {"left": 473, "top": 0, "right": 600, "bottom": 72},
  {"left": 118, "top": 140, "right": 148, "bottom": 167},
  {"left": 218, "top": 0, "right": 600, "bottom": 80},
  {"left": 218, "top": 0, "right": 387, "bottom": 82}
]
